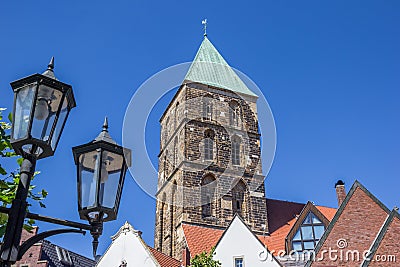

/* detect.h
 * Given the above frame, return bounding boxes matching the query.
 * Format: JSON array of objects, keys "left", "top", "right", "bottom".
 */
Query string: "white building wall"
[
  {"left": 96, "top": 222, "right": 159, "bottom": 267},
  {"left": 214, "top": 216, "right": 281, "bottom": 267}
]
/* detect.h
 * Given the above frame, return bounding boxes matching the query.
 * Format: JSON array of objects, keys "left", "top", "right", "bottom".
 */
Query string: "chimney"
[{"left": 335, "top": 180, "right": 346, "bottom": 207}]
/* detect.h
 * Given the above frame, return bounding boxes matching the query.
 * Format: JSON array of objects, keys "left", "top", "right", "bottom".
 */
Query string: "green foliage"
[
  {"left": 190, "top": 247, "right": 221, "bottom": 267},
  {"left": 0, "top": 108, "right": 48, "bottom": 238}
]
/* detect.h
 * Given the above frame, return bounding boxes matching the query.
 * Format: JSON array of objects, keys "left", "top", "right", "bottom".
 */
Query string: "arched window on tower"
[
  {"left": 159, "top": 193, "right": 166, "bottom": 251},
  {"left": 201, "top": 175, "right": 216, "bottom": 218},
  {"left": 174, "top": 102, "right": 179, "bottom": 129},
  {"left": 203, "top": 95, "right": 213, "bottom": 120},
  {"left": 231, "top": 136, "right": 241, "bottom": 166},
  {"left": 229, "top": 101, "right": 241, "bottom": 127},
  {"left": 232, "top": 180, "right": 246, "bottom": 216},
  {"left": 164, "top": 117, "right": 170, "bottom": 142},
  {"left": 174, "top": 137, "right": 178, "bottom": 168},
  {"left": 164, "top": 150, "right": 168, "bottom": 180},
  {"left": 204, "top": 130, "right": 214, "bottom": 161},
  {"left": 169, "top": 181, "right": 177, "bottom": 257}
]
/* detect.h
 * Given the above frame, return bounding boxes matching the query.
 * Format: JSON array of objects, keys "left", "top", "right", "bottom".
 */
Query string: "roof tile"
[{"left": 147, "top": 246, "right": 181, "bottom": 267}]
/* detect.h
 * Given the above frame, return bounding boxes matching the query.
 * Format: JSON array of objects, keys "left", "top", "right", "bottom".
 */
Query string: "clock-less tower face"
[{"left": 153, "top": 37, "right": 268, "bottom": 259}]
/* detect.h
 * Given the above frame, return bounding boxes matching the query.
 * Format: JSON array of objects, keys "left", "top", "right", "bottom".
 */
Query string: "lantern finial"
[
  {"left": 94, "top": 117, "right": 116, "bottom": 144},
  {"left": 102, "top": 117, "right": 109, "bottom": 132},
  {"left": 48, "top": 57, "right": 55, "bottom": 71},
  {"left": 42, "top": 57, "right": 56, "bottom": 79}
]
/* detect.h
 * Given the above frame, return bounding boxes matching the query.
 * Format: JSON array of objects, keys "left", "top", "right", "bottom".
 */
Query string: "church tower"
[{"left": 154, "top": 36, "right": 268, "bottom": 259}]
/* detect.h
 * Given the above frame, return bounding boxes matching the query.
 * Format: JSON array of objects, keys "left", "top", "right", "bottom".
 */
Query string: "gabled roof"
[
  {"left": 284, "top": 202, "right": 331, "bottom": 253},
  {"left": 261, "top": 200, "right": 336, "bottom": 254},
  {"left": 96, "top": 222, "right": 179, "bottom": 267},
  {"left": 213, "top": 215, "right": 283, "bottom": 267},
  {"left": 360, "top": 209, "right": 400, "bottom": 267},
  {"left": 40, "top": 240, "right": 96, "bottom": 267},
  {"left": 182, "top": 199, "right": 336, "bottom": 258},
  {"left": 184, "top": 36, "right": 258, "bottom": 97},
  {"left": 182, "top": 223, "right": 224, "bottom": 257},
  {"left": 305, "top": 181, "right": 391, "bottom": 267}
]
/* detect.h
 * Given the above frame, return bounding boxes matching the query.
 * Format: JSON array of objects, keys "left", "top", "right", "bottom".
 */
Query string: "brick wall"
[
  {"left": 311, "top": 187, "right": 389, "bottom": 267},
  {"left": 155, "top": 83, "right": 269, "bottom": 259},
  {"left": 14, "top": 227, "right": 48, "bottom": 267},
  {"left": 367, "top": 215, "right": 400, "bottom": 267}
]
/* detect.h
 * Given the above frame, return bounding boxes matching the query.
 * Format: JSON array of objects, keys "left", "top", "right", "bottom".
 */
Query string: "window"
[
  {"left": 159, "top": 193, "right": 166, "bottom": 250},
  {"left": 204, "top": 130, "right": 214, "bottom": 160},
  {"left": 292, "top": 212, "right": 325, "bottom": 251},
  {"left": 235, "top": 258, "right": 244, "bottom": 267},
  {"left": 232, "top": 180, "right": 246, "bottom": 216},
  {"left": 229, "top": 101, "right": 241, "bottom": 126},
  {"left": 231, "top": 136, "right": 241, "bottom": 165},
  {"left": 164, "top": 150, "right": 168, "bottom": 179},
  {"left": 55, "top": 246, "right": 72, "bottom": 265},
  {"left": 164, "top": 117, "right": 169, "bottom": 141},
  {"left": 203, "top": 96, "right": 212, "bottom": 120},
  {"left": 174, "top": 102, "right": 179, "bottom": 129},
  {"left": 174, "top": 137, "right": 178, "bottom": 167},
  {"left": 201, "top": 175, "right": 216, "bottom": 218},
  {"left": 170, "top": 183, "right": 177, "bottom": 257}
]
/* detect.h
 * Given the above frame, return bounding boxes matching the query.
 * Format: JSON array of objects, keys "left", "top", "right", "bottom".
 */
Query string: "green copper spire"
[{"left": 184, "top": 36, "right": 257, "bottom": 97}]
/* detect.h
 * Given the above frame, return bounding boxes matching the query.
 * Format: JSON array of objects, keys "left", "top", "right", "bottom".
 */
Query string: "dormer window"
[
  {"left": 55, "top": 246, "right": 72, "bottom": 265},
  {"left": 292, "top": 212, "right": 325, "bottom": 251}
]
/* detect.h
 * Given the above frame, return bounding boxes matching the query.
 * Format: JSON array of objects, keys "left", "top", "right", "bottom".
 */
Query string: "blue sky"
[{"left": 0, "top": 0, "right": 399, "bottom": 259}]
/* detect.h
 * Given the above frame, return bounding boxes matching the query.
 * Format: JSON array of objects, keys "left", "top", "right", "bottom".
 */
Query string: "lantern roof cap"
[
  {"left": 42, "top": 57, "right": 57, "bottom": 80},
  {"left": 94, "top": 117, "right": 117, "bottom": 145}
]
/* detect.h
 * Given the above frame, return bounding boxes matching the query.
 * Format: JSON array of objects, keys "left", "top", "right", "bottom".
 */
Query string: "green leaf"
[
  {"left": 0, "top": 166, "right": 7, "bottom": 175},
  {"left": 23, "top": 223, "right": 34, "bottom": 233},
  {"left": 0, "top": 224, "right": 7, "bottom": 238},
  {"left": 41, "top": 189, "right": 48, "bottom": 198},
  {"left": 16, "top": 157, "right": 24, "bottom": 166},
  {"left": 7, "top": 112, "right": 12, "bottom": 123}
]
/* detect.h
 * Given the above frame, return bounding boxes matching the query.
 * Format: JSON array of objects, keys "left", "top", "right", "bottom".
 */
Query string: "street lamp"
[
  {"left": 0, "top": 58, "right": 130, "bottom": 266},
  {"left": 72, "top": 118, "right": 131, "bottom": 255},
  {"left": 10, "top": 57, "right": 76, "bottom": 159}
]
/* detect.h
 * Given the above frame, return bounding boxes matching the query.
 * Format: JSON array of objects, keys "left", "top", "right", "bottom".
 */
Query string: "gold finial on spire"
[{"left": 202, "top": 19, "right": 207, "bottom": 37}]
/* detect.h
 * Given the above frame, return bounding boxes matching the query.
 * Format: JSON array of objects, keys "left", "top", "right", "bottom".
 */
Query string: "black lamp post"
[
  {"left": 0, "top": 58, "right": 130, "bottom": 266},
  {"left": 72, "top": 118, "right": 131, "bottom": 255}
]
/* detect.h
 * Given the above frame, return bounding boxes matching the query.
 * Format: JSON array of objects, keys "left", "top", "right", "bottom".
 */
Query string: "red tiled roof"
[
  {"left": 266, "top": 198, "right": 305, "bottom": 233},
  {"left": 182, "top": 223, "right": 224, "bottom": 257},
  {"left": 183, "top": 199, "right": 337, "bottom": 257},
  {"left": 148, "top": 246, "right": 181, "bottom": 267},
  {"left": 315, "top": 205, "right": 336, "bottom": 221},
  {"left": 259, "top": 199, "right": 337, "bottom": 254},
  {"left": 258, "top": 217, "right": 297, "bottom": 253}
]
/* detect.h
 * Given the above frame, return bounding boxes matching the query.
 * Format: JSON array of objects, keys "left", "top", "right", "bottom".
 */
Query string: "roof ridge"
[{"left": 266, "top": 198, "right": 306, "bottom": 205}]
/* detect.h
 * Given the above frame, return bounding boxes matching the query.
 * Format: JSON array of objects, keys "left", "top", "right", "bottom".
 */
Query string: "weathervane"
[{"left": 202, "top": 19, "right": 207, "bottom": 37}]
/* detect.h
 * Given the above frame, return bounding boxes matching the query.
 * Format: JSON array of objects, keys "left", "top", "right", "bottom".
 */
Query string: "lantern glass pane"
[
  {"left": 79, "top": 151, "right": 100, "bottom": 209},
  {"left": 98, "top": 150, "right": 123, "bottom": 209},
  {"left": 13, "top": 84, "right": 36, "bottom": 140},
  {"left": 31, "top": 85, "right": 63, "bottom": 143},
  {"left": 51, "top": 96, "right": 69, "bottom": 149}
]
